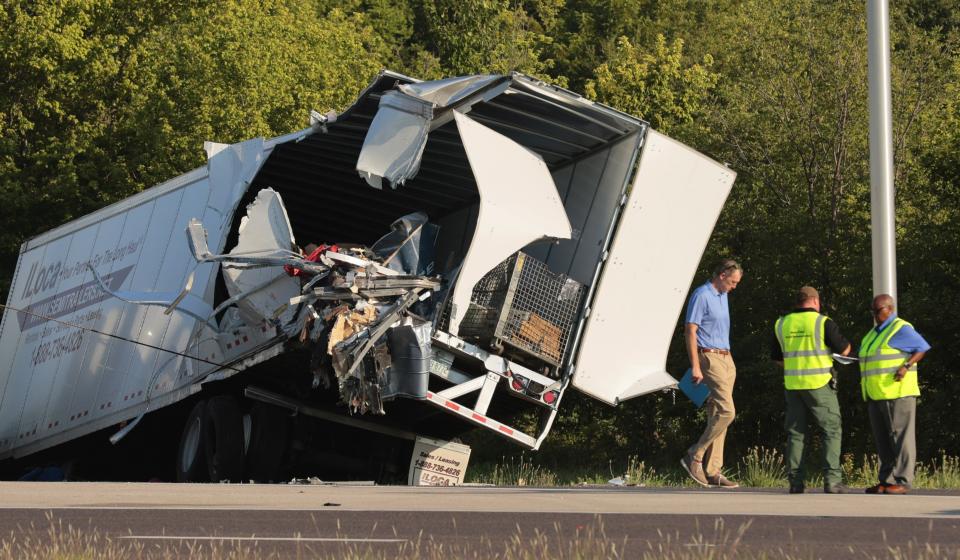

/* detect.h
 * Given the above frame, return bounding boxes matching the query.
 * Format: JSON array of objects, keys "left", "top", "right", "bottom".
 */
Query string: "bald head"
[
  {"left": 873, "top": 294, "right": 894, "bottom": 309},
  {"left": 796, "top": 286, "right": 819, "bottom": 308},
  {"left": 871, "top": 294, "right": 895, "bottom": 323}
]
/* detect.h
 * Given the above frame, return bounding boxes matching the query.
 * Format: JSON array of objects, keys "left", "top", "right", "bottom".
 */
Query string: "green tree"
[
  {"left": 585, "top": 34, "right": 719, "bottom": 133},
  {"left": 0, "top": 0, "right": 391, "bottom": 293},
  {"left": 412, "top": 0, "right": 563, "bottom": 81},
  {"left": 895, "top": 51, "right": 960, "bottom": 455},
  {"left": 681, "top": 0, "right": 959, "bottom": 460},
  {"left": 117, "top": 0, "right": 390, "bottom": 185},
  {"left": 515, "top": 0, "right": 959, "bottom": 472},
  {"left": 4, "top": 0, "right": 958, "bottom": 475},
  {"left": 549, "top": 0, "right": 735, "bottom": 93},
  {"left": 0, "top": 1, "right": 194, "bottom": 293}
]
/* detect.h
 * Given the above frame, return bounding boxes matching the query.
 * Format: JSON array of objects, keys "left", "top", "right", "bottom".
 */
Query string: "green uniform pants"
[{"left": 784, "top": 384, "right": 842, "bottom": 486}]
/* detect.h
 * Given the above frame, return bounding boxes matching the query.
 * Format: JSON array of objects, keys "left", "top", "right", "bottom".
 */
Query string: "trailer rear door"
[{"left": 571, "top": 130, "right": 736, "bottom": 405}]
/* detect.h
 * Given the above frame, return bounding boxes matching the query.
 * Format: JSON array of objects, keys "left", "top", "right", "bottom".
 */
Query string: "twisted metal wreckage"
[
  {"left": 197, "top": 197, "right": 442, "bottom": 416},
  {"left": 100, "top": 188, "right": 447, "bottom": 417},
  {"left": 0, "top": 71, "right": 736, "bottom": 481},
  {"left": 94, "top": 75, "right": 588, "bottom": 426}
]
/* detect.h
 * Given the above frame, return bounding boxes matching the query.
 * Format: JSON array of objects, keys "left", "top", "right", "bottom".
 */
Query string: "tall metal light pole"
[{"left": 867, "top": 0, "right": 897, "bottom": 302}]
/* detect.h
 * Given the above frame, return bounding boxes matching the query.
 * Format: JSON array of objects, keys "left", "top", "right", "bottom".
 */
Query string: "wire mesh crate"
[{"left": 457, "top": 252, "right": 585, "bottom": 367}]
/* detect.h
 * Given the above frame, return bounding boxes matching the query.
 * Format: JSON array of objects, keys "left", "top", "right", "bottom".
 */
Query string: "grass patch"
[
  {"left": 736, "top": 447, "right": 787, "bottom": 488},
  {"left": 845, "top": 453, "right": 960, "bottom": 489},
  {"left": 624, "top": 455, "right": 672, "bottom": 487},
  {"left": 466, "top": 452, "right": 558, "bottom": 486},
  {"left": 4, "top": 514, "right": 960, "bottom": 559},
  {"left": 468, "top": 454, "right": 681, "bottom": 487},
  {"left": 916, "top": 455, "right": 960, "bottom": 489},
  {"left": 0, "top": 512, "right": 263, "bottom": 559},
  {"left": 842, "top": 453, "right": 881, "bottom": 487},
  {"left": 469, "top": 450, "right": 960, "bottom": 490}
]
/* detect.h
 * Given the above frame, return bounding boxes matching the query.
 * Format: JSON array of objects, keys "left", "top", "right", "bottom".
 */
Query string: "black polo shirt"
[{"left": 771, "top": 308, "right": 850, "bottom": 361}]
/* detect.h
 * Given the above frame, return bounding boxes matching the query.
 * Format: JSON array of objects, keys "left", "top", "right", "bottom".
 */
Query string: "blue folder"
[{"left": 678, "top": 368, "right": 710, "bottom": 408}]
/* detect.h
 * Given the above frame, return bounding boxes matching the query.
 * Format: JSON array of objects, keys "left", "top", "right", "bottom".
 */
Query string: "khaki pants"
[{"left": 687, "top": 352, "right": 736, "bottom": 476}]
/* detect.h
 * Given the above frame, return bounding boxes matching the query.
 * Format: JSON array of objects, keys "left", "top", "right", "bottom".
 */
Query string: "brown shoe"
[
  {"left": 707, "top": 473, "right": 739, "bottom": 489},
  {"left": 865, "top": 483, "right": 887, "bottom": 494},
  {"left": 884, "top": 484, "right": 908, "bottom": 494},
  {"left": 681, "top": 455, "right": 710, "bottom": 487}
]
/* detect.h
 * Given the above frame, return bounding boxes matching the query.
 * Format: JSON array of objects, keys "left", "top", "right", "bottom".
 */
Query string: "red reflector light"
[
  {"left": 542, "top": 391, "right": 558, "bottom": 404},
  {"left": 511, "top": 374, "right": 529, "bottom": 391}
]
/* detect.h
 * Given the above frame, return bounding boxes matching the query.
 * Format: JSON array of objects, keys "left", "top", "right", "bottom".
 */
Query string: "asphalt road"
[{"left": 1, "top": 482, "right": 959, "bottom": 558}]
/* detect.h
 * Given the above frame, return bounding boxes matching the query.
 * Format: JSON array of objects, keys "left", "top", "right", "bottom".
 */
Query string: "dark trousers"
[
  {"left": 785, "top": 385, "right": 842, "bottom": 486},
  {"left": 867, "top": 397, "right": 917, "bottom": 487}
]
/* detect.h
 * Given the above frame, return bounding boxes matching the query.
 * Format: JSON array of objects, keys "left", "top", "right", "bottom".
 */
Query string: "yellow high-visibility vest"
[
  {"left": 774, "top": 311, "right": 834, "bottom": 390},
  {"left": 859, "top": 318, "right": 920, "bottom": 401}
]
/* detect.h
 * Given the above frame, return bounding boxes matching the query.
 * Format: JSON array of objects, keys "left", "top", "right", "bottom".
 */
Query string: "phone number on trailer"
[{"left": 31, "top": 331, "right": 83, "bottom": 366}]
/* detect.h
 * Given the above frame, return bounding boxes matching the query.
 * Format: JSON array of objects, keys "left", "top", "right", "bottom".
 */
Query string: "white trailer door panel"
[
  {"left": 447, "top": 111, "right": 571, "bottom": 335},
  {"left": 572, "top": 130, "right": 736, "bottom": 405}
]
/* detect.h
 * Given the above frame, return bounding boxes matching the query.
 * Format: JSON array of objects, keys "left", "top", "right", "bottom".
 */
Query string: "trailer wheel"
[
  {"left": 176, "top": 400, "right": 208, "bottom": 482},
  {"left": 244, "top": 402, "right": 289, "bottom": 482},
  {"left": 203, "top": 395, "right": 244, "bottom": 482}
]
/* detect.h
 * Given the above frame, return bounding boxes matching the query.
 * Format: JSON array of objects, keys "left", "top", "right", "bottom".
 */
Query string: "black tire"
[
  {"left": 176, "top": 400, "right": 207, "bottom": 482},
  {"left": 244, "top": 402, "right": 289, "bottom": 482},
  {"left": 203, "top": 395, "right": 244, "bottom": 482}
]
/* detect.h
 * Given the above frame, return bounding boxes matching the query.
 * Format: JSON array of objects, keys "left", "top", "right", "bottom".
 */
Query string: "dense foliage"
[{"left": 1, "top": 0, "right": 957, "bottom": 469}]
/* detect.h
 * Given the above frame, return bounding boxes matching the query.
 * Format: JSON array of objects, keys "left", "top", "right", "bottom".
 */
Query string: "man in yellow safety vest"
[
  {"left": 773, "top": 286, "right": 852, "bottom": 494},
  {"left": 860, "top": 294, "right": 930, "bottom": 495}
]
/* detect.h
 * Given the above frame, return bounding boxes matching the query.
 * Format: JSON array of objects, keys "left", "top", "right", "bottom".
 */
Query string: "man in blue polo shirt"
[
  {"left": 860, "top": 294, "right": 931, "bottom": 495},
  {"left": 681, "top": 259, "right": 742, "bottom": 488}
]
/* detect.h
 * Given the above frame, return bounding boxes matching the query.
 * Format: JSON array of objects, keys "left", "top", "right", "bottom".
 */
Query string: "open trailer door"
[{"left": 571, "top": 130, "right": 736, "bottom": 405}]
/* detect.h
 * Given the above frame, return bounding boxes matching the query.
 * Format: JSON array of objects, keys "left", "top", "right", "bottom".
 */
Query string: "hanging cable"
[{"left": 0, "top": 303, "right": 241, "bottom": 373}]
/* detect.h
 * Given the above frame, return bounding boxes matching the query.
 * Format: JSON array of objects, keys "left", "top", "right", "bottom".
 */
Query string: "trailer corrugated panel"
[{"left": 0, "top": 136, "right": 283, "bottom": 459}]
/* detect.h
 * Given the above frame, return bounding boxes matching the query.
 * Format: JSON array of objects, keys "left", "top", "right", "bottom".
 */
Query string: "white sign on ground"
[{"left": 408, "top": 436, "right": 471, "bottom": 486}]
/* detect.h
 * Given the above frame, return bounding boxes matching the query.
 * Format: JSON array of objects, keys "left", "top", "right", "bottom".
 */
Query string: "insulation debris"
[
  {"left": 279, "top": 219, "right": 441, "bottom": 415},
  {"left": 327, "top": 304, "right": 377, "bottom": 354},
  {"left": 188, "top": 199, "right": 442, "bottom": 414}
]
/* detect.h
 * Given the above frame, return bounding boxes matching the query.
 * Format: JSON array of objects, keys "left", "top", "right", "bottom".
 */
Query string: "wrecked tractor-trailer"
[{"left": 0, "top": 72, "right": 735, "bottom": 482}]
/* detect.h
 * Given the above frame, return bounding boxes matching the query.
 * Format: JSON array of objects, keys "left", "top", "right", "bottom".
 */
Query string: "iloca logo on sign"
[
  {"left": 16, "top": 266, "right": 134, "bottom": 333},
  {"left": 20, "top": 260, "right": 65, "bottom": 300}
]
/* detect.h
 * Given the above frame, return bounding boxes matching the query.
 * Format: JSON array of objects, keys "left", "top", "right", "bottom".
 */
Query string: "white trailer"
[{"left": 0, "top": 71, "right": 735, "bottom": 482}]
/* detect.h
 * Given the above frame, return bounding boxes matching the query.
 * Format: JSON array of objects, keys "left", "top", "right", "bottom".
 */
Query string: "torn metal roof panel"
[{"left": 244, "top": 70, "right": 650, "bottom": 292}]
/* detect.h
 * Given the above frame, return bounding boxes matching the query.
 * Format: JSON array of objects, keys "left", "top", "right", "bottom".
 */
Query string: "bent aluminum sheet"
[
  {"left": 356, "top": 75, "right": 509, "bottom": 189},
  {"left": 399, "top": 75, "right": 501, "bottom": 106},
  {"left": 355, "top": 91, "right": 434, "bottom": 189},
  {"left": 222, "top": 188, "right": 300, "bottom": 326},
  {"left": 87, "top": 266, "right": 215, "bottom": 329},
  {"left": 572, "top": 130, "right": 736, "bottom": 405},
  {"left": 447, "top": 111, "right": 572, "bottom": 335}
]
